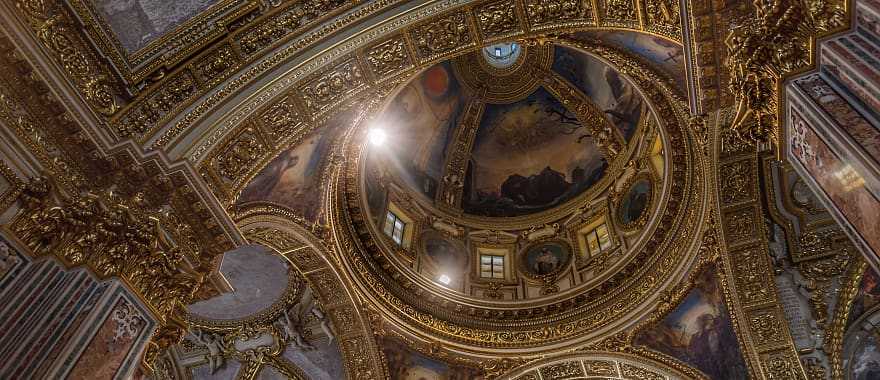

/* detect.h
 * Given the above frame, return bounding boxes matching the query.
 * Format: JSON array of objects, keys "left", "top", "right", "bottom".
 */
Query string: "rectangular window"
[
  {"left": 585, "top": 223, "right": 612, "bottom": 256},
  {"left": 383, "top": 211, "right": 406, "bottom": 246},
  {"left": 480, "top": 255, "right": 505, "bottom": 279}
]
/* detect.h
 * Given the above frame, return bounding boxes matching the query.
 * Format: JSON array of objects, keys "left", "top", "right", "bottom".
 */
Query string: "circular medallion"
[
  {"left": 518, "top": 240, "right": 573, "bottom": 278},
  {"left": 420, "top": 231, "right": 468, "bottom": 272},
  {"left": 616, "top": 175, "right": 653, "bottom": 230}
]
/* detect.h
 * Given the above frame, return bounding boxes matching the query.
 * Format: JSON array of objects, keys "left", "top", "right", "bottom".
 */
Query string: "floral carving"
[
  {"left": 604, "top": 0, "right": 637, "bottom": 22},
  {"left": 410, "top": 12, "right": 473, "bottom": 58},
  {"left": 215, "top": 127, "right": 266, "bottom": 182},
  {"left": 539, "top": 361, "right": 584, "bottom": 379},
  {"left": 300, "top": 59, "right": 365, "bottom": 114},
  {"left": 365, "top": 38, "right": 412, "bottom": 78},
  {"left": 17, "top": 1, "right": 119, "bottom": 116},
  {"left": 118, "top": 71, "right": 196, "bottom": 137},
  {"left": 731, "top": 246, "right": 772, "bottom": 305},
  {"left": 196, "top": 44, "right": 238, "bottom": 83},
  {"left": 476, "top": 1, "right": 521, "bottom": 37},
  {"left": 749, "top": 309, "right": 785, "bottom": 346},
  {"left": 525, "top": 0, "right": 587, "bottom": 27},
  {"left": 260, "top": 98, "right": 304, "bottom": 141},
  {"left": 720, "top": 160, "right": 753, "bottom": 205}
]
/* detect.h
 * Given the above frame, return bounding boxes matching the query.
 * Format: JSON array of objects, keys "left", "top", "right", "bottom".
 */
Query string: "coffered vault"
[{"left": 0, "top": 0, "right": 876, "bottom": 379}]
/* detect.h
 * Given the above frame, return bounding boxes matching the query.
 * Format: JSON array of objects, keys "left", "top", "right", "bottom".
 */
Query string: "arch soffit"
[
  {"left": 233, "top": 206, "right": 389, "bottom": 379},
  {"left": 500, "top": 351, "right": 706, "bottom": 379}
]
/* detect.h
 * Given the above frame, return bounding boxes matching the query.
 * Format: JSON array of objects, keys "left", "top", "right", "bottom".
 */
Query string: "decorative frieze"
[
  {"left": 364, "top": 37, "right": 413, "bottom": 79},
  {"left": 409, "top": 11, "right": 474, "bottom": 60}
]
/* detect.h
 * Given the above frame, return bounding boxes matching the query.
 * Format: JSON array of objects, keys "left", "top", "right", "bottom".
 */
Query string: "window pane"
[
  {"left": 597, "top": 224, "right": 611, "bottom": 250},
  {"left": 481, "top": 256, "right": 491, "bottom": 264},
  {"left": 384, "top": 212, "right": 395, "bottom": 236},
  {"left": 493, "top": 272, "right": 504, "bottom": 278},
  {"left": 587, "top": 231, "right": 599, "bottom": 254},
  {"left": 481, "top": 264, "right": 491, "bottom": 271},
  {"left": 392, "top": 227, "right": 403, "bottom": 244}
]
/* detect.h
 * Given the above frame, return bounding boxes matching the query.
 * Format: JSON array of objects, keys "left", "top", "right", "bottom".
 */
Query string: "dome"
[
  {"left": 364, "top": 43, "right": 650, "bottom": 220},
  {"left": 354, "top": 40, "right": 671, "bottom": 308}
]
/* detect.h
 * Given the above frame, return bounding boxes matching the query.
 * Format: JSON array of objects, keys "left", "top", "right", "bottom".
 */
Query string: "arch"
[
  {"left": 500, "top": 351, "right": 704, "bottom": 379},
  {"left": 234, "top": 204, "right": 389, "bottom": 379}
]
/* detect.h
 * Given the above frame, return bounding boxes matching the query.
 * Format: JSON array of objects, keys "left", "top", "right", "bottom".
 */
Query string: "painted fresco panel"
[
  {"left": 572, "top": 31, "right": 687, "bottom": 91},
  {"left": 848, "top": 329, "right": 880, "bottom": 379},
  {"left": 369, "top": 62, "right": 470, "bottom": 202},
  {"left": 378, "top": 336, "right": 482, "bottom": 379},
  {"left": 795, "top": 74, "right": 880, "bottom": 167},
  {"left": 237, "top": 112, "right": 351, "bottom": 223},
  {"left": 93, "top": 0, "right": 223, "bottom": 53},
  {"left": 847, "top": 268, "right": 880, "bottom": 328},
  {"left": 634, "top": 266, "right": 749, "bottom": 379},
  {"left": 552, "top": 45, "right": 648, "bottom": 140},
  {"left": 789, "top": 109, "right": 880, "bottom": 258},
  {"left": 67, "top": 295, "right": 152, "bottom": 380},
  {"left": 462, "top": 87, "right": 608, "bottom": 217}
]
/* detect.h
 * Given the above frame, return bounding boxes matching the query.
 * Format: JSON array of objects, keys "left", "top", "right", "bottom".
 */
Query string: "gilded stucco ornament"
[
  {"left": 725, "top": 0, "right": 845, "bottom": 147},
  {"left": 16, "top": 0, "right": 120, "bottom": 116},
  {"left": 11, "top": 179, "right": 205, "bottom": 372}
]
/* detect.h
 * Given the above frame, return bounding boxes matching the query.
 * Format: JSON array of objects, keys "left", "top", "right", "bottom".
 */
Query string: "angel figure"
[
  {"left": 193, "top": 329, "right": 225, "bottom": 374},
  {"left": 281, "top": 287, "right": 316, "bottom": 350}
]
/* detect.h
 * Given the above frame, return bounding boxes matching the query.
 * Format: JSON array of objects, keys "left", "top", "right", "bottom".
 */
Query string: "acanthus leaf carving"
[{"left": 725, "top": 0, "right": 845, "bottom": 147}]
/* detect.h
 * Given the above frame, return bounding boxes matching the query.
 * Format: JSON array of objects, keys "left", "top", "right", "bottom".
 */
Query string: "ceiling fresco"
[
  {"left": 368, "top": 61, "right": 471, "bottom": 203},
  {"left": 365, "top": 43, "right": 652, "bottom": 219},
  {"left": 186, "top": 245, "right": 290, "bottom": 320},
  {"left": 552, "top": 45, "right": 647, "bottom": 141},
  {"left": 633, "top": 265, "right": 749, "bottom": 379},
  {"left": 93, "top": 0, "right": 224, "bottom": 53},
  {"left": 0, "top": 0, "right": 867, "bottom": 377},
  {"left": 464, "top": 87, "right": 608, "bottom": 217},
  {"left": 574, "top": 31, "right": 687, "bottom": 91}
]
